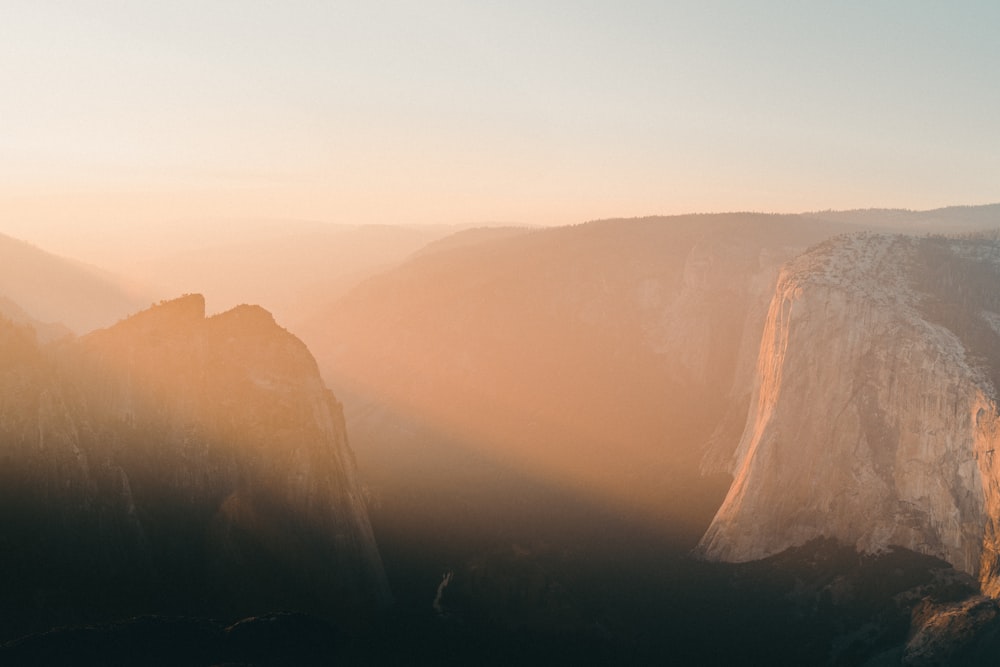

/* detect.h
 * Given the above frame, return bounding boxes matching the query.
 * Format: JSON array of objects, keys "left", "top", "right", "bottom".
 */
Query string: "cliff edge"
[{"left": 697, "top": 233, "right": 1000, "bottom": 594}]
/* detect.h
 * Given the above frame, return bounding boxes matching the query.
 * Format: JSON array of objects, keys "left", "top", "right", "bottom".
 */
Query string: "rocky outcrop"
[
  {"left": 901, "top": 596, "right": 1000, "bottom": 666},
  {"left": 697, "top": 233, "right": 1000, "bottom": 594},
  {"left": 0, "top": 295, "right": 388, "bottom": 637}
]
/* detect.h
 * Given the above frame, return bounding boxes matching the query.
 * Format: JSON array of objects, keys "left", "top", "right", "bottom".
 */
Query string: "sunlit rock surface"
[
  {"left": 698, "top": 233, "right": 1000, "bottom": 594},
  {"left": 303, "top": 214, "right": 847, "bottom": 544},
  {"left": 0, "top": 295, "right": 388, "bottom": 636}
]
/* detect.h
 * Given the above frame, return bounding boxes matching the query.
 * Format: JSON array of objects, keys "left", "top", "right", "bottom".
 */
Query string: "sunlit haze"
[
  {"left": 4, "top": 0, "right": 999, "bottom": 252},
  {"left": 7, "top": 4, "right": 1000, "bottom": 662}
]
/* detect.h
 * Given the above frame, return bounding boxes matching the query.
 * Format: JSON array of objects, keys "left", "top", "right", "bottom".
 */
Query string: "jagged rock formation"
[
  {"left": 698, "top": 232, "right": 1000, "bottom": 594},
  {"left": 0, "top": 295, "right": 388, "bottom": 639}
]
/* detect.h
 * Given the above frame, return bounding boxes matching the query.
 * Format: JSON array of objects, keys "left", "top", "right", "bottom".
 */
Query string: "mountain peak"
[
  {"left": 210, "top": 303, "right": 276, "bottom": 329},
  {"left": 149, "top": 293, "right": 207, "bottom": 319},
  {"left": 2, "top": 288, "right": 389, "bottom": 624},
  {"left": 108, "top": 293, "right": 206, "bottom": 333}
]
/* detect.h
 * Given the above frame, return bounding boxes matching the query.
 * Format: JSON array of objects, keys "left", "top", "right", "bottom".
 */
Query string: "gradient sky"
[{"left": 3, "top": 0, "right": 999, "bottom": 240}]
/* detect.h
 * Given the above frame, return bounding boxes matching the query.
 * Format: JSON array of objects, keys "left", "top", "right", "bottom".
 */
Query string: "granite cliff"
[
  {"left": 698, "top": 232, "right": 1000, "bottom": 594},
  {"left": 302, "top": 215, "right": 847, "bottom": 537},
  {"left": 0, "top": 295, "right": 388, "bottom": 638}
]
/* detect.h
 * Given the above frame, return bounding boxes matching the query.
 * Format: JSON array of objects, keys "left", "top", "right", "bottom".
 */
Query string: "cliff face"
[
  {"left": 0, "top": 295, "right": 388, "bottom": 635},
  {"left": 698, "top": 233, "right": 1000, "bottom": 593},
  {"left": 302, "top": 215, "right": 847, "bottom": 547}
]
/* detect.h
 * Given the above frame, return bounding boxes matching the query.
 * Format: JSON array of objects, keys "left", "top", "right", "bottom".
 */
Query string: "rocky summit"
[{"left": 0, "top": 295, "right": 388, "bottom": 640}]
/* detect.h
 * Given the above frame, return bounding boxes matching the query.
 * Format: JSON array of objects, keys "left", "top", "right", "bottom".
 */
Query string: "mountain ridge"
[{"left": 0, "top": 232, "right": 148, "bottom": 334}]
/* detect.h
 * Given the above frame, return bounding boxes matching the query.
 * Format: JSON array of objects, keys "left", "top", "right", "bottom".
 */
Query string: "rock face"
[
  {"left": 0, "top": 295, "right": 388, "bottom": 637},
  {"left": 698, "top": 233, "right": 1000, "bottom": 594},
  {"left": 302, "top": 214, "right": 847, "bottom": 544},
  {"left": 902, "top": 596, "right": 1000, "bottom": 666}
]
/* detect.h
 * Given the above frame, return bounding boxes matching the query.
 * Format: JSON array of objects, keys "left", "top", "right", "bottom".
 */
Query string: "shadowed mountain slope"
[
  {"left": 698, "top": 231, "right": 1000, "bottom": 597},
  {"left": 0, "top": 294, "right": 387, "bottom": 641}
]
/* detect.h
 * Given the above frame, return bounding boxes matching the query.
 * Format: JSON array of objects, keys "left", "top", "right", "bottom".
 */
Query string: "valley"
[{"left": 3, "top": 207, "right": 1000, "bottom": 664}]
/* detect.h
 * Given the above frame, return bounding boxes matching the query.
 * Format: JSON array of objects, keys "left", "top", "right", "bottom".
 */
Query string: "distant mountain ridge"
[
  {"left": 0, "top": 232, "right": 147, "bottom": 333},
  {"left": 62, "top": 222, "right": 464, "bottom": 327},
  {"left": 803, "top": 203, "right": 1000, "bottom": 233}
]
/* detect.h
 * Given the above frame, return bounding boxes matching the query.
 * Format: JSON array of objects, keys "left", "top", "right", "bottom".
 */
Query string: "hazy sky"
[{"left": 3, "top": 1, "right": 999, "bottom": 238}]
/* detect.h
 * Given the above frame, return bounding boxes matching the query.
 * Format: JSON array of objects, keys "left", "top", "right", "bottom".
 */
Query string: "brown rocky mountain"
[
  {"left": 8, "top": 208, "right": 1000, "bottom": 664},
  {"left": 0, "top": 294, "right": 387, "bottom": 640},
  {"left": 698, "top": 232, "right": 1000, "bottom": 596},
  {"left": 292, "top": 209, "right": 1000, "bottom": 664}
]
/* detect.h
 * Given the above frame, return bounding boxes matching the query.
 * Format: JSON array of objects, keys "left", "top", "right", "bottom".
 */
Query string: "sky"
[{"left": 2, "top": 0, "right": 999, "bottom": 242}]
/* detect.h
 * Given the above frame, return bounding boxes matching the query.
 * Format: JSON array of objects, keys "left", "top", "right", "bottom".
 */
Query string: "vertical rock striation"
[
  {"left": 0, "top": 294, "right": 388, "bottom": 635},
  {"left": 698, "top": 233, "right": 1000, "bottom": 593}
]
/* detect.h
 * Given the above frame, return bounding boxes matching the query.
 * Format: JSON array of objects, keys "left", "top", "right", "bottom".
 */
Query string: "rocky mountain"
[
  {"left": 6, "top": 209, "right": 1000, "bottom": 663},
  {"left": 698, "top": 232, "right": 1000, "bottom": 596},
  {"left": 305, "top": 210, "right": 998, "bottom": 550},
  {"left": 297, "top": 213, "right": 854, "bottom": 595},
  {"left": 289, "top": 208, "right": 1000, "bottom": 663},
  {"left": 803, "top": 203, "right": 1000, "bottom": 235},
  {"left": 0, "top": 232, "right": 147, "bottom": 333},
  {"left": 0, "top": 294, "right": 388, "bottom": 640}
]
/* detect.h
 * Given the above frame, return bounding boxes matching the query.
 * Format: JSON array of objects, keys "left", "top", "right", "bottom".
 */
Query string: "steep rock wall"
[
  {"left": 698, "top": 234, "right": 1000, "bottom": 591},
  {"left": 0, "top": 295, "right": 389, "bottom": 631}
]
